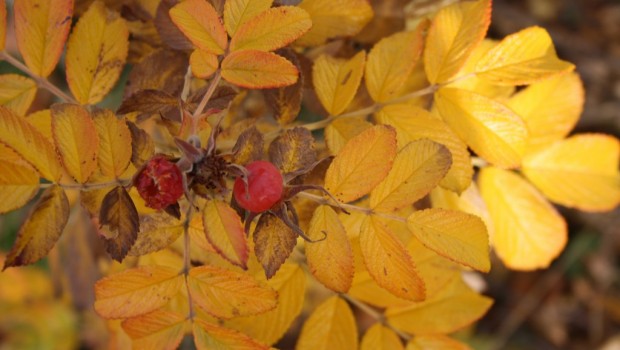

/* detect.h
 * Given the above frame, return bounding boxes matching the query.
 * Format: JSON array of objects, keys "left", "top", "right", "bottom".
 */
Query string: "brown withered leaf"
[
  {"left": 189, "top": 85, "right": 238, "bottom": 113},
  {"left": 263, "top": 49, "right": 303, "bottom": 125},
  {"left": 99, "top": 186, "right": 140, "bottom": 262},
  {"left": 3, "top": 185, "right": 69, "bottom": 269},
  {"left": 154, "top": 0, "right": 194, "bottom": 51},
  {"left": 117, "top": 89, "right": 180, "bottom": 121},
  {"left": 127, "top": 121, "right": 155, "bottom": 168},
  {"left": 232, "top": 126, "right": 264, "bottom": 165},
  {"left": 128, "top": 212, "right": 183, "bottom": 256},
  {"left": 269, "top": 127, "right": 316, "bottom": 174},
  {"left": 254, "top": 213, "right": 297, "bottom": 279},
  {"left": 124, "top": 49, "right": 188, "bottom": 98}
]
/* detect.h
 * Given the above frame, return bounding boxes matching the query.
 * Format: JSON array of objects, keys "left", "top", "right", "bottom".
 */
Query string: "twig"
[
  {"left": 39, "top": 178, "right": 132, "bottom": 191},
  {"left": 340, "top": 293, "right": 412, "bottom": 342},
  {"left": 0, "top": 51, "right": 79, "bottom": 104},
  {"left": 182, "top": 202, "right": 195, "bottom": 321}
]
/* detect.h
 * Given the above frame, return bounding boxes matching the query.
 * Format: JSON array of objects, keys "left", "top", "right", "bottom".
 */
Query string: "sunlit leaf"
[
  {"left": 190, "top": 49, "right": 218, "bottom": 79},
  {"left": 313, "top": 51, "right": 366, "bottom": 116},
  {"left": 169, "top": 0, "right": 227, "bottom": 54},
  {"left": 435, "top": 87, "right": 528, "bottom": 168},
  {"left": 325, "top": 117, "right": 372, "bottom": 155},
  {"left": 51, "top": 104, "right": 99, "bottom": 183},
  {"left": 268, "top": 126, "right": 315, "bottom": 174},
  {"left": 224, "top": 0, "right": 273, "bottom": 37},
  {"left": 296, "top": 0, "right": 373, "bottom": 46},
  {"left": 0, "top": 106, "right": 62, "bottom": 181},
  {"left": 306, "top": 205, "right": 354, "bottom": 293},
  {"left": 99, "top": 186, "right": 140, "bottom": 262},
  {"left": 375, "top": 104, "right": 472, "bottom": 193},
  {"left": 360, "top": 216, "right": 425, "bottom": 301},
  {"left": 522, "top": 134, "right": 620, "bottom": 212},
  {"left": 230, "top": 6, "right": 311, "bottom": 52},
  {"left": 407, "top": 238, "right": 461, "bottom": 299},
  {"left": 479, "top": 167, "right": 567, "bottom": 270},
  {"left": 193, "top": 319, "right": 269, "bottom": 350},
  {"left": 296, "top": 296, "right": 358, "bottom": 350},
  {"left": 360, "top": 324, "right": 404, "bottom": 350},
  {"left": 188, "top": 265, "right": 277, "bottom": 319},
  {"left": 407, "top": 208, "right": 490, "bottom": 272},
  {"left": 66, "top": 1, "right": 128, "bottom": 104},
  {"left": 475, "top": 26, "right": 575, "bottom": 85},
  {"left": 221, "top": 50, "right": 298, "bottom": 89},
  {"left": 128, "top": 212, "right": 183, "bottom": 256},
  {"left": 424, "top": 0, "right": 490, "bottom": 84},
  {"left": 365, "top": 24, "right": 426, "bottom": 102},
  {"left": 0, "top": 74, "right": 37, "bottom": 116},
  {"left": 94, "top": 265, "right": 183, "bottom": 319},
  {"left": 406, "top": 335, "right": 472, "bottom": 350},
  {"left": 26, "top": 109, "right": 52, "bottom": 141},
  {"left": 3, "top": 185, "right": 69, "bottom": 269},
  {"left": 121, "top": 310, "right": 186, "bottom": 350},
  {"left": 92, "top": 109, "right": 131, "bottom": 179},
  {"left": 14, "top": 0, "right": 73, "bottom": 77},
  {"left": 0, "top": 160, "right": 39, "bottom": 214},
  {"left": 253, "top": 213, "right": 296, "bottom": 279},
  {"left": 370, "top": 139, "right": 452, "bottom": 212},
  {"left": 325, "top": 125, "right": 397, "bottom": 203},
  {"left": 203, "top": 199, "right": 249, "bottom": 269}
]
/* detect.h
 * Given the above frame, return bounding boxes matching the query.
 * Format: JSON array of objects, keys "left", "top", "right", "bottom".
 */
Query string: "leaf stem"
[
  {"left": 340, "top": 293, "right": 412, "bottom": 342},
  {"left": 296, "top": 191, "right": 407, "bottom": 222},
  {"left": 39, "top": 178, "right": 132, "bottom": 191},
  {"left": 182, "top": 202, "right": 195, "bottom": 321},
  {"left": 0, "top": 51, "right": 79, "bottom": 104}
]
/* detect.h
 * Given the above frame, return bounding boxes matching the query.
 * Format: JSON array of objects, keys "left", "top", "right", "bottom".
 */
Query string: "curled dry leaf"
[
  {"left": 268, "top": 126, "right": 316, "bottom": 175},
  {"left": 99, "top": 186, "right": 140, "bottom": 262}
]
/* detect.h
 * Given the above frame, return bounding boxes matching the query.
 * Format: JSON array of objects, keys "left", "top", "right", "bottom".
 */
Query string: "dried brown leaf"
[
  {"left": 232, "top": 126, "right": 264, "bottom": 165},
  {"left": 268, "top": 127, "right": 316, "bottom": 174},
  {"left": 254, "top": 213, "right": 297, "bottom": 279},
  {"left": 263, "top": 49, "right": 303, "bottom": 125},
  {"left": 99, "top": 186, "right": 140, "bottom": 262},
  {"left": 124, "top": 49, "right": 188, "bottom": 98},
  {"left": 127, "top": 121, "right": 155, "bottom": 168}
]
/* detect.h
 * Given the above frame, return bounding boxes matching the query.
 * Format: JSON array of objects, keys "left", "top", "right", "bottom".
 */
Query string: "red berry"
[
  {"left": 233, "top": 161, "right": 283, "bottom": 213},
  {"left": 134, "top": 155, "right": 184, "bottom": 210}
]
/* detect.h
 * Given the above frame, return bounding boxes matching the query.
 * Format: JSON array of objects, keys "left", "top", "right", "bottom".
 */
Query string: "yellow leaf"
[
  {"left": 51, "top": 104, "right": 99, "bottom": 183},
  {"left": 305, "top": 205, "right": 354, "bottom": 293},
  {"left": 121, "top": 310, "right": 186, "bottom": 350},
  {"left": 253, "top": 213, "right": 297, "bottom": 279},
  {"left": 66, "top": 1, "right": 129, "bottom": 104},
  {"left": 375, "top": 104, "right": 472, "bottom": 193},
  {"left": 296, "top": 0, "right": 373, "bottom": 47},
  {"left": 92, "top": 109, "right": 131, "bottom": 179},
  {"left": 169, "top": 0, "right": 227, "bottom": 55},
  {"left": 0, "top": 74, "right": 37, "bottom": 116},
  {"left": 386, "top": 278, "right": 493, "bottom": 334},
  {"left": 365, "top": 24, "right": 426, "bottom": 102},
  {"left": 14, "top": 0, "right": 73, "bottom": 77},
  {"left": 407, "top": 238, "right": 461, "bottom": 299},
  {"left": 325, "top": 125, "right": 397, "bottom": 203},
  {"left": 26, "top": 109, "right": 52, "bottom": 141},
  {"left": 0, "top": 160, "right": 39, "bottom": 214},
  {"left": 221, "top": 50, "right": 299, "bottom": 89},
  {"left": 407, "top": 208, "right": 490, "bottom": 272},
  {"left": 522, "top": 134, "right": 620, "bottom": 212},
  {"left": 325, "top": 116, "right": 372, "bottom": 155},
  {"left": 128, "top": 212, "right": 183, "bottom": 256},
  {"left": 508, "top": 72, "right": 584, "bottom": 154},
  {"left": 188, "top": 265, "right": 277, "bottom": 319},
  {"left": 225, "top": 263, "right": 305, "bottom": 345},
  {"left": 0, "top": 106, "right": 62, "bottom": 181},
  {"left": 424, "top": 0, "right": 491, "bottom": 84},
  {"left": 349, "top": 270, "right": 410, "bottom": 309},
  {"left": 190, "top": 49, "right": 219, "bottom": 79},
  {"left": 435, "top": 88, "right": 528, "bottom": 168},
  {"left": 3, "top": 185, "right": 69, "bottom": 269},
  {"left": 0, "top": 0, "right": 5, "bottom": 51},
  {"left": 371, "top": 139, "right": 452, "bottom": 212},
  {"left": 224, "top": 0, "right": 273, "bottom": 37},
  {"left": 203, "top": 200, "right": 249, "bottom": 269},
  {"left": 296, "top": 296, "right": 358, "bottom": 350},
  {"left": 313, "top": 51, "right": 366, "bottom": 116},
  {"left": 360, "top": 216, "right": 425, "bottom": 301},
  {"left": 230, "top": 6, "right": 311, "bottom": 52},
  {"left": 94, "top": 265, "right": 183, "bottom": 319},
  {"left": 406, "top": 335, "right": 472, "bottom": 350},
  {"left": 475, "top": 26, "right": 575, "bottom": 85},
  {"left": 193, "top": 319, "right": 269, "bottom": 350},
  {"left": 361, "top": 324, "right": 404, "bottom": 350},
  {"left": 478, "top": 167, "right": 567, "bottom": 270}
]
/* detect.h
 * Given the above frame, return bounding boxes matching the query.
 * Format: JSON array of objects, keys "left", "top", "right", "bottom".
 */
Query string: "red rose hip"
[
  {"left": 134, "top": 155, "right": 184, "bottom": 210},
  {"left": 233, "top": 161, "right": 283, "bottom": 213}
]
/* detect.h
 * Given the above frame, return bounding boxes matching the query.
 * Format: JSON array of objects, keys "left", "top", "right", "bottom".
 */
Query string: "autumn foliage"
[{"left": 0, "top": 0, "right": 618, "bottom": 348}]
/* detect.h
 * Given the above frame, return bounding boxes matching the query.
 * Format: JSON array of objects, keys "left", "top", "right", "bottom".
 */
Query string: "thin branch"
[
  {"left": 340, "top": 293, "right": 412, "bottom": 342},
  {"left": 192, "top": 70, "right": 222, "bottom": 119},
  {"left": 182, "top": 202, "right": 196, "bottom": 321},
  {"left": 39, "top": 178, "right": 132, "bottom": 191},
  {"left": 0, "top": 51, "right": 79, "bottom": 104}
]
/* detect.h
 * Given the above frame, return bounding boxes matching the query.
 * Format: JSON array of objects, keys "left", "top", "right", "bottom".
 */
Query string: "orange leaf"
[
  {"left": 169, "top": 0, "right": 227, "bottom": 55},
  {"left": 296, "top": 296, "right": 358, "bottom": 350},
  {"left": 325, "top": 125, "right": 397, "bottom": 203},
  {"left": 0, "top": 159, "right": 39, "bottom": 214},
  {"left": 203, "top": 200, "right": 249, "bottom": 269},
  {"left": 0, "top": 106, "right": 62, "bottom": 181},
  {"left": 121, "top": 310, "right": 186, "bottom": 350},
  {"left": 94, "top": 265, "right": 183, "bottom": 319},
  {"left": 306, "top": 205, "right": 354, "bottom": 293},
  {"left": 3, "top": 185, "right": 69, "bottom": 269},
  {"left": 224, "top": 0, "right": 273, "bottom": 37},
  {"left": 14, "top": 0, "right": 73, "bottom": 77},
  {"left": 360, "top": 216, "right": 426, "bottom": 301},
  {"left": 188, "top": 265, "right": 277, "bottom": 319},
  {"left": 0, "top": 74, "right": 37, "bottom": 116},
  {"left": 193, "top": 319, "right": 269, "bottom": 350},
  {"left": 190, "top": 49, "right": 219, "bottom": 79},
  {"left": 92, "top": 109, "right": 131, "bottom": 179},
  {"left": 221, "top": 50, "right": 299, "bottom": 89},
  {"left": 361, "top": 324, "right": 404, "bottom": 350}
]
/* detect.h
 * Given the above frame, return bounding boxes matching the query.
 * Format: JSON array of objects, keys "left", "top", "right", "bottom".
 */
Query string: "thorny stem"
[
  {"left": 340, "top": 293, "right": 412, "bottom": 342},
  {"left": 182, "top": 202, "right": 195, "bottom": 321},
  {"left": 0, "top": 51, "right": 79, "bottom": 104}
]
